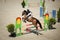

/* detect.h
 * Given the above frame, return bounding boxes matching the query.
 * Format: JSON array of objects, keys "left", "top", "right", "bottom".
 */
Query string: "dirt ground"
[{"left": 0, "top": 22, "right": 60, "bottom": 40}]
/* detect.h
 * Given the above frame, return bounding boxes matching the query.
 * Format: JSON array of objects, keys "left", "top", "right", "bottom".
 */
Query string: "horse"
[{"left": 22, "top": 9, "right": 43, "bottom": 30}]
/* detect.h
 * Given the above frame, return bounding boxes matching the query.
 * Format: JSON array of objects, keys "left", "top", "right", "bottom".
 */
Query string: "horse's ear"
[{"left": 27, "top": 9, "right": 30, "bottom": 13}]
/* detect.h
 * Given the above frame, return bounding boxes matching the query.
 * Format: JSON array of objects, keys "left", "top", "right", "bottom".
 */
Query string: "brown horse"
[{"left": 22, "top": 9, "right": 42, "bottom": 30}]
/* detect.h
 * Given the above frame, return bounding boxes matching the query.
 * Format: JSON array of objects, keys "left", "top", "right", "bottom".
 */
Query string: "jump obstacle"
[
  {"left": 15, "top": 17, "right": 44, "bottom": 36},
  {"left": 15, "top": 0, "right": 49, "bottom": 36}
]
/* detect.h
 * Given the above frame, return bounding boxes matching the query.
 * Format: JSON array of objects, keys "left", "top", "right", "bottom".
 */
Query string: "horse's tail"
[{"left": 39, "top": 22, "right": 42, "bottom": 29}]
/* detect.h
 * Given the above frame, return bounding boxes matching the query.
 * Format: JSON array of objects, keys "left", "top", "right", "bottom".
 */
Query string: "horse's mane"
[
  {"left": 22, "top": 9, "right": 31, "bottom": 16},
  {"left": 22, "top": 10, "right": 28, "bottom": 16}
]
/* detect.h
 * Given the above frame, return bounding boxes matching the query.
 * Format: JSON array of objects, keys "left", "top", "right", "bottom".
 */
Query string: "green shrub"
[
  {"left": 6, "top": 24, "right": 15, "bottom": 33},
  {"left": 49, "top": 18, "right": 56, "bottom": 25},
  {"left": 48, "top": 18, "right": 56, "bottom": 29},
  {"left": 57, "top": 8, "right": 60, "bottom": 19},
  {"left": 21, "top": 0, "right": 26, "bottom": 8}
]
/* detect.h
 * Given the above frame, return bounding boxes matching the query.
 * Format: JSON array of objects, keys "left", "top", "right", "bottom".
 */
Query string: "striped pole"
[
  {"left": 44, "top": 13, "right": 49, "bottom": 31},
  {"left": 15, "top": 17, "right": 22, "bottom": 36},
  {"left": 40, "top": 0, "right": 44, "bottom": 17}
]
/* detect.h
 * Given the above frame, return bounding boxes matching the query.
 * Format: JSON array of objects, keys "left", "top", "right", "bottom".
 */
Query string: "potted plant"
[
  {"left": 6, "top": 24, "right": 16, "bottom": 37},
  {"left": 48, "top": 18, "right": 56, "bottom": 29},
  {"left": 57, "top": 8, "right": 60, "bottom": 22}
]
